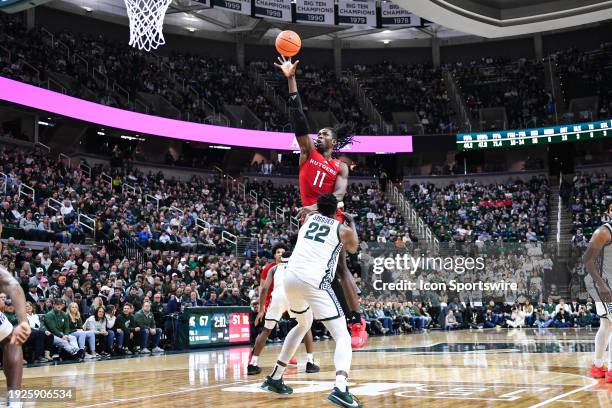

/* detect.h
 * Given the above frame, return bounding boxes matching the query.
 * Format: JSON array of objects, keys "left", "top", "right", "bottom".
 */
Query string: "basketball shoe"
[{"left": 590, "top": 364, "right": 607, "bottom": 378}]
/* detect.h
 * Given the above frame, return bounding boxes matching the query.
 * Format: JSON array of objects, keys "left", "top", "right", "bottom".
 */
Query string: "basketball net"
[{"left": 124, "top": 0, "right": 174, "bottom": 51}]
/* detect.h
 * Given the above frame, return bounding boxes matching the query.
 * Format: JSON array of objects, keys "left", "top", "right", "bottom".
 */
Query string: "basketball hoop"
[{"left": 124, "top": 0, "right": 174, "bottom": 52}]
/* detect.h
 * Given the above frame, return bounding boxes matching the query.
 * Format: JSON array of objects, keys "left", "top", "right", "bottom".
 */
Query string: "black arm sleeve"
[{"left": 288, "top": 92, "right": 309, "bottom": 137}]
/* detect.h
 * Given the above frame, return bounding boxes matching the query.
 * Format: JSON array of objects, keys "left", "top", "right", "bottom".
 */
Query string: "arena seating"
[
  {"left": 568, "top": 171, "right": 611, "bottom": 244},
  {"left": 351, "top": 63, "right": 456, "bottom": 135},
  {"left": 1, "top": 13, "right": 610, "bottom": 137},
  {"left": 555, "top": 44, "right": 612, "bottom": 122},
  {"left": 450, "top": 58, "right": 553, "bottom": 131},
  {"left": 405, "top": 177, "right": 550, "bottom": 242}
]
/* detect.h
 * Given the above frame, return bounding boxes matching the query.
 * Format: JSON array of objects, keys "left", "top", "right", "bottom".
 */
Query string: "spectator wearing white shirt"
[
  {"left": 25, "top": 302, "right": 52, "bottom": 363},
  {"left": 60, "top": 198, "right": 75, "bottom": 220},
  {"left": 554, "top": 299, "right": 571, "bottom": 317},
  {"left": 159, "top": 232, "right": 171, "bottom": 244}
]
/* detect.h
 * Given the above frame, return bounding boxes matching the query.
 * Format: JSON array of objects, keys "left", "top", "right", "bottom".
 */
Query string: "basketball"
[{"left": 275, "top": 30, "right": 301, "bottom": 57}]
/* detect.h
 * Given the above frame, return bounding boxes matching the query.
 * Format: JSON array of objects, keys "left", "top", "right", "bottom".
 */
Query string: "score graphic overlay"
[
  {"left": 188, "top": 307, "right": 251, "bottom": 347},
  {"left": 456, "top": 119, "right": 612, "bottom": 150}
]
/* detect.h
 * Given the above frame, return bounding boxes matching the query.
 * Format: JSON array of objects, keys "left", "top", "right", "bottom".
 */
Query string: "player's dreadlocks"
[{"left": 329, "top": 123, "right": 356, "bottom": 151}]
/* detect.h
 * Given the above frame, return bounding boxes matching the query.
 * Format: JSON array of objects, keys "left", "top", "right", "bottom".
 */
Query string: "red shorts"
[{"left": 335, "top": 208, "right": 345, "bottom": 223}]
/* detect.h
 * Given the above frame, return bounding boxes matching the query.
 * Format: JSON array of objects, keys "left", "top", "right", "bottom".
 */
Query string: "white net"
[{"left": 124, "top": 0, "right": 174, "bottom": 52}]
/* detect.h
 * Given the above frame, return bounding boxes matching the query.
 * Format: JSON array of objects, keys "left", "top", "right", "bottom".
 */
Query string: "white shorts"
[
  {"left": 284, "top": 271, "right": 344, "bottom": 321},
  {"left": 264, "top": 291, "right": 291, "bottom": 330},
  {"left": 585, "top": 274, "right": 612, "bottom": 319},
  {"left": 0, "top": 312, "right": 12, "bottom": 342}
]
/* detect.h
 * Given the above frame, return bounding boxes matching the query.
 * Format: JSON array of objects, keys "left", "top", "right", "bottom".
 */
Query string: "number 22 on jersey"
[{"left": 304, "top": 222, "right": 330, "bottom": 243}]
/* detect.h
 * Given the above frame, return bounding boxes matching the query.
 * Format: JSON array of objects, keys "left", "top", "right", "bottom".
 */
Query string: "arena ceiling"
[
  {"left": 11, "top": 0, "right": 612, "bottom": 47},
  {"left": 402, "top": 0, "right": 612, "bottom": 37}
]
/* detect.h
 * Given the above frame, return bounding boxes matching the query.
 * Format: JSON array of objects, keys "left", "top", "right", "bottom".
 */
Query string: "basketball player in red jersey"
[
  {"left": 247, "top": 243, "right": 319, "bottom": 375},
  {"left": 275, "top": 56, "right": 364, "bottom": 335}
]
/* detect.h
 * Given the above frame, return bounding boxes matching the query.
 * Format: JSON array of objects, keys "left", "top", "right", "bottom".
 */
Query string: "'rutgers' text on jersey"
[
  {"left": 287, "top": 214, "right": 342, "bottom": 289},
  {"left": 299, "top": 149, "right": 342, "bottom": 206}
]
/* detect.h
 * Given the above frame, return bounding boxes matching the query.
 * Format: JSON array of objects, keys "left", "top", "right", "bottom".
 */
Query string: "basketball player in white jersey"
[
  {"left": 584, "top": 204, "right": 612, "bottom": 381},
  {"left": 261, "top": 193, "right": 361, "bottom": 408},
  {"left": 254, "top": 252, "right": 320, "bottom": 374},
  {"left": 0, "top": 227, "right": 33, "bottom": 408}
]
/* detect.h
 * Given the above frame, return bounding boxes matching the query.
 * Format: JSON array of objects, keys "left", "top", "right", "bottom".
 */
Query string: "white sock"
[
  {"left": 335, "top": 375, "right": 348, "bottom": 392},
  {"left": 7, "top": 400, "right": 23, "bottom": 408},
  {"left": 307, "top": 353, "right": 314, "bottom": 364},
  {"left": 322, "top": 317, "right": 353, "bottom": 377},
  {"left": 594, "top": 319, "right": 611, "bottom": 366},
  {"left": 250, "top": 355, "right": 258, "bottom": 366},
  {"left": 271, "top": 363, "right": 286, "bottom": 380}
]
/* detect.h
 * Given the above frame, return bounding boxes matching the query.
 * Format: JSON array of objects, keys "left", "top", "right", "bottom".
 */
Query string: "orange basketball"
[{"left": 275, "top": 30, "right": 301, "bottom": 57}]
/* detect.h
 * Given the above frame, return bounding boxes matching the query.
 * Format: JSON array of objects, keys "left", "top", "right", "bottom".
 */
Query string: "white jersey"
[
  {"left": 287, "top": 213, "right": 343, "bottom": 289},
  {"left": 585, "top": 223, "right": 612, "bottom": 317},
  {"left": 272, "top": 261, "right": 288, "bottom": 298},
  {"left": 599, "top": 223, "right": 612, "bottom": 284}
]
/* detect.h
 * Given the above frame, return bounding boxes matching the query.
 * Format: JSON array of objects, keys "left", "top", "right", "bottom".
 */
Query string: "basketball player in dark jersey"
[{"left": 274, "top": 56, "right": 363, "bottom": 330}]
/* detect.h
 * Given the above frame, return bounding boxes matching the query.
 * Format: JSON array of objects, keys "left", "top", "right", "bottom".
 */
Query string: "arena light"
[
  {"left": 97, "top": 131, "right": 105, "bottom": 136},
  {"left": 82, "top": 6, "right": 93, "bottom": 12},
  {"left": 121, "top": 135, "right": 145, "bottom": 141},
  {"left": 38, "top": 121, "right": 51, "bottom": 126},
  {"left": 382, "top": 40, "right": 391, "bottom": 44},
  {"left": 210, "top": 145, "right": 231, "bottom": 150},
  {"left": 186, "top": 27, "right": 196, "bottom": 33}
]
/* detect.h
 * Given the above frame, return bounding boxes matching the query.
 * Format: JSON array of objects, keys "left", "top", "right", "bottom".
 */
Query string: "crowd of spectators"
[
  {"left": 0, "top": 14, "right": 288, "bottom": 131},
  {"left": 3, "top": 14, "right": 612, "bottom": 140},
  {"left": 450, "top": 57, "right": 554, "bottom": 130},
  {"left": 250, "top": 61, "right": 377, "bottom": 134},
  {"left": 356, "top": 296, "right": 599, "bottom": 333},
  {"left": 567, "top": 171, "right": 612, "bottom": 253},
  {"left": 555, "top": 43, "right": 612, "bottom": 121},
  {"left": 352, "top": 62, "right": 456, "bottom": 134},
  {"left": 405, "top": 176, "right": 550, "bottom": 243},
  {"left": 354, "top": 240, "right": 603, "bottom": 333}
]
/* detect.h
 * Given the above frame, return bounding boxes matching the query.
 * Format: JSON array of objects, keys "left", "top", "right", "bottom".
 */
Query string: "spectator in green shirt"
[
  {"left": 116, "top": 303, "right": 140, "bottom": 354},
  {"left": 44, "top": 299, "right": 82, "bottom": 359},
  {"left": 134, "top": 301, "right": 163, "bottom": 354}
]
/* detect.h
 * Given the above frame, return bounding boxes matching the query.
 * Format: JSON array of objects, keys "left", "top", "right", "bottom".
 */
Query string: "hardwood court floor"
[{"left": 11, "top": 328, "right": 612, "bottom": 407}]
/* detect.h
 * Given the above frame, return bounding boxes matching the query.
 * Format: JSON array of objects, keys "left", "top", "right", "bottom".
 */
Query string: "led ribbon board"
[
  {"left": 456, "top": 119, "right": 612, "bottom": 150},
  {"left": 0, "top": 76, "right": 413, "bottom": 153}
]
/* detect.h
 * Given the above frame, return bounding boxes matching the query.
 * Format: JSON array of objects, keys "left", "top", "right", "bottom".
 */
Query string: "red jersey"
[
  {"left": 260, "top": 261, "right": 277, "bottom": 310},
  {"left": 299, "top": 149, "right": 342, "bottom": 206}
]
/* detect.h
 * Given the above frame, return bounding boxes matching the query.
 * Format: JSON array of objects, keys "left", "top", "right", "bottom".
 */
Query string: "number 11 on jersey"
[{"left": 313, "top": 170, "right": 326, "bottom": 188}]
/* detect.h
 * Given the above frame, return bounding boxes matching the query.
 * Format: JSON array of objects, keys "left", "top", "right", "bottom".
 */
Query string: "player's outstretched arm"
[
  {"left": 339, "top": 214, "right": 359, "bottom": 254},
  {"left": 0, "top": 265, "right": 30, "bottom": 344},
  {"left": 333, "top": 162, "right": 349, "bottom": 204},
  {"left": 584, "top": 226, "right": 612, "bottom": 301},
  {"left": 255, "top": 266, "right": 276, "bottom": 325},
  {"left": 274, "top": 56, "right": 314, "bottom": 165}
]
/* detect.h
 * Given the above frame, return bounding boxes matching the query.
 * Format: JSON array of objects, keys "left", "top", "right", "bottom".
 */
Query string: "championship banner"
[
  {"left": 254, "top": 0, "right": 292, "bottom": 22},
  {"left": 295, "top": 0, "right": 335, "bottom": 25},
  {"left": 380, "top": 1, "right": 422, "bottom": 26},
  {"left": 212, "top": 0, "right": 251, "bottom": 15},
  {"left": 338, "top": 0, "right": 376, "bottom": 26}
]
